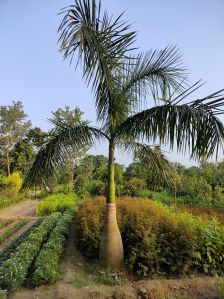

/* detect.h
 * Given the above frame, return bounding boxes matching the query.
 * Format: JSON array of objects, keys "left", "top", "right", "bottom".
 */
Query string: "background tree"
[
  {"left": 26, "top": 127, "right": 48, "bottom": 152},
  {"left": 0, "top": 101, "right": 31, "bottom": 176},
  {"left": 23, "top": 0, "right": 224, "bottom": 268}
]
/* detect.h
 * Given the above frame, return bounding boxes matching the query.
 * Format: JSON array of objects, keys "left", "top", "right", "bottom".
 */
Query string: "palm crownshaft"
[{"left": 23, "top": 0, "right": 224, "bottom": 267}]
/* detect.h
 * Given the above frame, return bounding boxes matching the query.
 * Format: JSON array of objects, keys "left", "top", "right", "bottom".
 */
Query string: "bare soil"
[
  {"left": 8, "top": 220, "right": 224, "bottom": 299},
  {"left": 0, "top": 200, "right": 38, "bottom": 218}
]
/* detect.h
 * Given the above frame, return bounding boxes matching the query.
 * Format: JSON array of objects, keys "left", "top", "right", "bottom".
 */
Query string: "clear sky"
[{"left": 0, "top": 0, "right": 224, "bottom": 166}]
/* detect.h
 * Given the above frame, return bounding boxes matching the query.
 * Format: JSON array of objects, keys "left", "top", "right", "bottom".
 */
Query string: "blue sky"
[{"left": 0, "top": 0, "right": 224, "bottom": 166}]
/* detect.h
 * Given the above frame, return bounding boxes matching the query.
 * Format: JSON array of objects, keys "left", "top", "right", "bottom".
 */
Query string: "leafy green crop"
[
  {"left": 32, "top": 211, "right": 73, "bottom": 285},
  {"left": 0, "top": 213, "right": 60, "bottom": 290}
]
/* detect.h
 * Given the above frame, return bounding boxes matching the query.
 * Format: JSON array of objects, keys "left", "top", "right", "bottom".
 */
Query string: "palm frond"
[
  {"left": 119, "top": 141, "right": 175, "bottom": 181},
  {"left": 115, "top": 89, "right": 224, "bottom": 159},
  {"left": 22, "top": 124, "right": 107, "bottom": 188},
  {"left": 58, "top": 0, "right": 136, "bottom": 122},
  {"left": 119, "top": 46, "right": 187, "bottom": 110}
]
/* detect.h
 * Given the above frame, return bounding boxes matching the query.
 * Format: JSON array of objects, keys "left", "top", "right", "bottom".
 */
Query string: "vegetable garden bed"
[{"left": 0, "top": 212, "right": 73, "bottom": 291}]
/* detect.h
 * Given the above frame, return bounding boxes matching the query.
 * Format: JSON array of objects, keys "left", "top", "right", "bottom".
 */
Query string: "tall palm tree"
[{"left": 23, "top": 0, "right": 224, "bottom": 267}]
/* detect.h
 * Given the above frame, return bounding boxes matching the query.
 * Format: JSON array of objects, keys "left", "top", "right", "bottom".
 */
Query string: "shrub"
[
  {"left": 175, "top": 176, "right": 212, "bottom": 203},
  {"left": 87, "top": 180, "right": 106, "bottom": 196},
  {"left": 3, "top": 172, "right": 23, "bottom": 193},
  {"left": 75, "top": 197, "right": 224, "bottom": 277},
  {"left": 0, "top": 192, "right": 23, "bottom": 210},
  {"left": 153, "top": 191, "right": 177, "bottom": 205},
  {"left": 35, "top": 193, "right": 77, "bottom": 216},
  {"left": 135, "top": 189, "right": 153, "bottom": 199},
  {"left": 126, "top": 178, "right": 147, "bottom": 196}
]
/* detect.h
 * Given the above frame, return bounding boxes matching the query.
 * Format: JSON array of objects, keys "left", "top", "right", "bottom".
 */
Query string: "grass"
[
  {"left": 70, "top": 264, "right": 126, "bottom": 287},
  {"left": 0, "top": 220, "right": 28, "bottom": 244},
  {"left": 0, "top": 219, "right": 14, "bottom": 230},
  {"left": 215, "top": 276, "right": 224, "bottom": 296},
  {"left": 159, "top": 293, "right": 190, "bottom": 299}
]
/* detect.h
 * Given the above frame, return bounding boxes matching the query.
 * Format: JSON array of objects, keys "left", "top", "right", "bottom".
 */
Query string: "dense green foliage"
[
  {"left": 0, "top": 172, "right": 24, "bottom": 210},
  {"left": 75, "top": 197, "right": 224, "bottom": 277},
  {"left": 35, "top": 193, "right": 77, "bottom": 216},
  {"left": 32, "top": 212, "right": 73, "bottom": 285},
  {"left": 0, "top": 101, "right": 31, "bottom": 176}
]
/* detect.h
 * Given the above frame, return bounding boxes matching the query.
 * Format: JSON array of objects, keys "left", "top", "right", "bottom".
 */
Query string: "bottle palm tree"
[{"left": 23, "top": 0, "right": 224, "bottom": 267}]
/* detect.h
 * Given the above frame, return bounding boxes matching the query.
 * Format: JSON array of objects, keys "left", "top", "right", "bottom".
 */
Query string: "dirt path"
[{"left": 0, "top": 200, "right": 38, "bottom": 218}]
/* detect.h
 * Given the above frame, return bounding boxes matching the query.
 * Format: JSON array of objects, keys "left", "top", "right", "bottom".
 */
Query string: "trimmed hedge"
[
  {"left": 74, "top": 197, "right": 224, "bottom": 277},
  {"left": 32, "top": 212, "right": 73, "bottom": 285},
  {"left": 0, "top": 213, "right": 60, "bottom": 290}
]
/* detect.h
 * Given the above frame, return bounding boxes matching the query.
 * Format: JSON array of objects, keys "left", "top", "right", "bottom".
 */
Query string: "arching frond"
[
  {"left": 119, "top": 46, "right": 187, "bottom": 110},
  {"left": 118, "top": 141, "right": 175, "bottom": 181},
  {"left": 22, "top": 125, "right": 107, "bottom": 188},
  {"left": 58, "top": 0, "right": 136, "bottom": 122},
  {"left": 115, "top": 90, "right": 224, "bottom": 159}
]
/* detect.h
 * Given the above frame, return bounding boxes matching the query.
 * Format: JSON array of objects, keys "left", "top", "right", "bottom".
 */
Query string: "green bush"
[
  {"left": 35, "top": 193, "right": 77, "bottom": 216},
  {"left": 0, "top": 192, "right": 23, "bottom": 210},
  {"left": 0, "top": 172, "right": 23, "bottom": 194},
  {"left": 135, "top": 189, "right": 153, "bottom": 199},
  {"left": 75, "top": 197, "right": 224, "bottom": 277},
  {"left": 175, "top": 176, "right": 212, "bottom": 203},
  {"left": 126, "top": 178, "right": 147, "bottom": 196},
  {"left": 153, "top": 191, "right": 178, "bottom": 205},
  {"left": 32, "top": 212, "right": 73, "bottom": 285},
  {"left": 0, "top": 213, "right": 60, "bottom": 290},
  {"left": 87, "top": 180, "right": 106, "bottom": 196}
]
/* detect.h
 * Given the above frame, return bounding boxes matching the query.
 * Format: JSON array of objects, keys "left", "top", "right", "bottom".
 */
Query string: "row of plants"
[
  {"left": 35, "top": 193, "right": 77, "bottom": 216},
  {"left": 74, "top": 197, "right": 224, "bottom": 277},
  {"left": 0, "top": 219, "right": 28, "bottom": 244},
  {"left": 32, "top": 211, "right": 73, "bottom": 285},
  {"left": 0, "top": 219, "right": 42, "bottom": 265},
  {"left": 0, "top": 213, "right": 60, "bottom": 290},
  {"left": 0, "top": 219, "right": 14, "bottom": 230}
]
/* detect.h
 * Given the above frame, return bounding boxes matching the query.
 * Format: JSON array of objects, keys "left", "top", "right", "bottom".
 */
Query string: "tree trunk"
[
  {"left": 6, "top": 150, "right": 11, "bottom": 176},
  {"left": 99, "top": 142, "right": 124, "bottom": 267}
]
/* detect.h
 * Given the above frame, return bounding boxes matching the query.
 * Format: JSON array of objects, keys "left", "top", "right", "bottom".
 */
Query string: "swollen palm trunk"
[{"left": 99, "top": 203, "right": 124, "bottom": 267}]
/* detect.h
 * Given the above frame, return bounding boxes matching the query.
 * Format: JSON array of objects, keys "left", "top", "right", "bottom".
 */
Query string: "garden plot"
[{"left": 0, "top": 212, "right": 73, "bottom": 292}]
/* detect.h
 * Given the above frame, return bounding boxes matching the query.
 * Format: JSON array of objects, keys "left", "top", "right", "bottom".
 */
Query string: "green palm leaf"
[
  {"left": 118, "top": 141, "right": 175, "bottom": 181},
  {"left": 120, "top": 46, "right": 187, "bottom": 108},
  {"left": 22, "top": 124, "right": 106, "bottom": 188},
  {"left": 115, "top": 89, "right": 224, "bottom": 159},
  {"left": 58, "top": 0, "right": 136, "bottom": 122}
]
